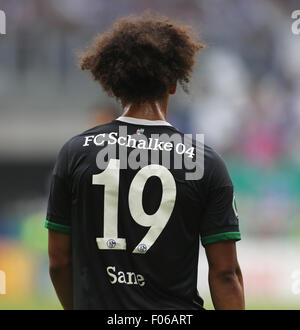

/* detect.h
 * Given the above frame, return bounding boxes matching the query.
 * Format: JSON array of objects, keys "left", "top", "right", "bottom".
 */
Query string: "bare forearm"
[
  {"left": 209, "top": 269, "right": 245, "bottom": 310},
  {"left": 50, "top": 264, "right": 73, "bottom": 310}
]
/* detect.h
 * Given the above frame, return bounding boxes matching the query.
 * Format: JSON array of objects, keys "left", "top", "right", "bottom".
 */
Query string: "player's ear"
[{"left": 169, "top": 82, "right": 177, "bottom": 95}]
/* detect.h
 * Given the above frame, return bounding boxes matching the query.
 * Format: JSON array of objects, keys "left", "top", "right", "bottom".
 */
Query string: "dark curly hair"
[{"left": 79, "top": 13, "right": 204, "bottom": 104}]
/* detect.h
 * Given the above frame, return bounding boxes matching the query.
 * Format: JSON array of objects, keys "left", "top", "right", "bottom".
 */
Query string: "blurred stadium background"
[{"left": 0, "top": 0, "right": 300, "bottom": 309}]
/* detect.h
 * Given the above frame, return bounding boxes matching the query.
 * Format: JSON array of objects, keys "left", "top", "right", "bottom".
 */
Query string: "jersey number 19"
[{"left": 92, "top": 159, "right": 177, "bottom": 254}]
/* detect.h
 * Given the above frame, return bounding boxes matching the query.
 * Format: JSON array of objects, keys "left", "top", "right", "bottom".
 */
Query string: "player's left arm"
[
  {"left": 48, "top": 230, "right": 73, "bottom": 310},
  {"left": 45, "top": 141, "right": 73, "bottom": 309}
]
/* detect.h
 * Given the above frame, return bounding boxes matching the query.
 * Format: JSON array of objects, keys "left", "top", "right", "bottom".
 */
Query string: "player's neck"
[{"left": 122, "top": 98, "right": 169, "bottom": 121}]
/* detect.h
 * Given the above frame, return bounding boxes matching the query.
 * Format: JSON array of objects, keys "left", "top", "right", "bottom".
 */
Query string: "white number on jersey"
[{"left": 92, "top": 159, "right": 176, "bottom": 254}]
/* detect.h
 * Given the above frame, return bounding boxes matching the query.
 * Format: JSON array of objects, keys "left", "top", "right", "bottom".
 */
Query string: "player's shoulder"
[
  {"left": 202, "top": 144, "right": 233, "bottom": 189},
  {"left": 168, "top": 126, "right": 229, "bottom": 185},
  {"left": 171, "top": 126, "right": 225, "bottom": 170},
  {"left": 203, "top": 144, "right": 226, "bottom": 169},
  {"left": 165, "top": 124, "right": 225, "bottom": 167},
  {"left": 60, "top": 120, "right": 118, "bottom": 151},
  {"left": 81, "top": 120, "right": 119, "bottom": 136}
]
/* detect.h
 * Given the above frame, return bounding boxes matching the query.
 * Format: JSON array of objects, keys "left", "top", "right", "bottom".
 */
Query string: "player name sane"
[{"left": 106, "top": 266, "right": 145, "bottom": 287}]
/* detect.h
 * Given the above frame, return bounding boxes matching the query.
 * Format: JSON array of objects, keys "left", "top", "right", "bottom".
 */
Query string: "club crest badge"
[
  {"left": 107, "top": 239, "right": 117, "bottom": 249},
  {"left": 137, "top": 243, "right": 147, "bottom": 253},
  {"left": 136, "top": 128, "right": 144, "bottom": 135}
]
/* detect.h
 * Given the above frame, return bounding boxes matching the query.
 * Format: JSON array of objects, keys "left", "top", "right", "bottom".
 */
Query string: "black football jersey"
[{"left": 45, "top": 116, "right": 240, "bottom": 310}]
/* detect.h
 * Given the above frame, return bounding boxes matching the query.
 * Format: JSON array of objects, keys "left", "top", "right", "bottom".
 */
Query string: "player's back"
[{"left": 46, "top": 116, "right": 240, "bottom": 309}]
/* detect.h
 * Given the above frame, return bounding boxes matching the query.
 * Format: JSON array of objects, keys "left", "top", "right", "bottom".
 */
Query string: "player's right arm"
[
  {"left": 199, "top": 149, "right": 244, "bottom": 309},
  {"left": 205, "top": 240, "right": 244, "bottom": 310}
]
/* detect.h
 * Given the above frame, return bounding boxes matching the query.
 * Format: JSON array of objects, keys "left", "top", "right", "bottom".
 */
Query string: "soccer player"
[{"left": 46, "top": 14, "right": 244, "bottom": 310}]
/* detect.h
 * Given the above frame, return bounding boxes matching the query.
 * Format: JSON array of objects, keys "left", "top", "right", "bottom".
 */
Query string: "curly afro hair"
[{"left": 79, "top": 13, "right": 204, "bottom": 104}]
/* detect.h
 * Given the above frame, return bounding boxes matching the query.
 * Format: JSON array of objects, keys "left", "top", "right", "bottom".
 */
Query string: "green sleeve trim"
[
  {"left": 44, "top": 220, "right": 71, "bottom": 234},
  {"left": 201, "top": 231, "right": 241, "bottom": 246}
]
